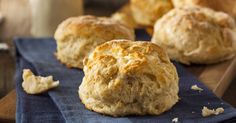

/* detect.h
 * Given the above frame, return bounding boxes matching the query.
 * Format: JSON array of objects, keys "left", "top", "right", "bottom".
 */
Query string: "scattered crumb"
[
  {"left": 22, "top": 69, "right": 59, "bottom": 94},
  {"left": 192, "top": 111, "right": 195, "bottom": 114},
  {"left": 208, "top": 102, "right": 210, "bottom": 105},
  {"left": 221, "top": 103, "right": 224, "bottom": 105},
  {"left": 201, "top": 106, "right": 224, "bottom": 117},
  {"left": 191, "top": 85, "right": 203, "bottom": 92},
  {"left": 172, "top": 117, "right": 178, "bottom": 123}
]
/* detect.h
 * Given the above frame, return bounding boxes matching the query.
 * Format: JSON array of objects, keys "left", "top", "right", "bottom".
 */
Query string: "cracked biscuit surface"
[
  {"left": 152, "top": 7, "right": 236, "bottom": 64},
  {"left": 79, "top": 40, "right": 179, "bottom": 116},
  {"left": 54, "top": 15, "right": 135, "bottom": 69}
]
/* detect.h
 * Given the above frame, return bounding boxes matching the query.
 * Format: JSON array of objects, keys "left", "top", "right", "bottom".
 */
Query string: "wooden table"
[{"left": 0, "top": 57, "right": 236, "bottom": 122}]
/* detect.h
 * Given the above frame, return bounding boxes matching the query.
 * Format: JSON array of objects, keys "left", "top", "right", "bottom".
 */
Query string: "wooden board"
[
  {"left": 186, "top": 57, "right": 236, "bottom": 97},
  {"left": 0, "top": 51, "right": 15, "bottom": 98},
  {"left": 0, "top": 90, "right": 16, "bottom": 123}
]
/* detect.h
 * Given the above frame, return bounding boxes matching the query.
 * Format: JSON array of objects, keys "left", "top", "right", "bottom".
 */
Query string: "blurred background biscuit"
[
  {"left": 172, "top": 0, "right": 236, "bottom": 20},
  {"left": 130, "top": 0, "right": 173, "bottom": 27}
]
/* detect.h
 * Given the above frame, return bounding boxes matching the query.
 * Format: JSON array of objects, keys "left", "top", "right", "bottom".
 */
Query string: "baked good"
[
  {"left": 130, "top": 0, "right": 173, "bottom": 26},
  {"left": 172, "top": 0, "right": 236, "bottom": 19},
  {"left": 22, "top": 69, "right": 59, "bottom": 94},
  {"left": 111, "top": 4, "right": 137, "bottom": 28},
  {"left": 202, "top": 106, "right": 224, "bottom": 117},
  {"left": 54, "top": 15, "right": 135, "bottom": 68},
  {"left": 172, "top": 0, "right": 214, "bottom": 8},
  {"left": 79, "top": 40, "right": 179, "bottom": 116},
  {"left": 152, "top": 7, "right": 236, "bottom": 64},
  {"left": 191, "top": 85, "right": 203, "bottom": 92}
]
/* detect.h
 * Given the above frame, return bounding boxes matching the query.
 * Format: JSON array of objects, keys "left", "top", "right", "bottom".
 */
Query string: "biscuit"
[
  {"left": 130, "top": 0, "right": 173, "bottom": 26},
  {"left": 111, "top": 4, "right": 137, "bottom": 29},
  {"left": 152, "top": 7, "right": 236, "bottom": 64},
  {"left": 79, "top": 40, "right": 179, "bottom": 116},
  {"left": 172, "top": 0, "right": 236, "bottom": 19},
  {"left": 54, "top": 15, "right": 135, "bottom": 68}
]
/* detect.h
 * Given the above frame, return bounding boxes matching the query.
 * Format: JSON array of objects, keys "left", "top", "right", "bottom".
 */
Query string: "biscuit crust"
[
  {"left": 79, "top": 40, "right": 179, "bottom": 116},
  {"left": 172, "top": 0, "right": 236, "bottom": 20},
  {"left": 152, "top": 7, "right": 236, "bottom": 64},
  {"left": 54, "top": 15, "right": 135, "bottom": 68},
  {"left": 130, "top": 0, "right": 173, "bottom": 26}
]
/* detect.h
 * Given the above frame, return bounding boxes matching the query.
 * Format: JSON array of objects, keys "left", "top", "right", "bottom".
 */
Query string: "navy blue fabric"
[
  {"left": 15, "top": 34, "right": 236, "bottom": 123},
  {"left": 15, "top": 48, "right": 65, "bottom": 123}
]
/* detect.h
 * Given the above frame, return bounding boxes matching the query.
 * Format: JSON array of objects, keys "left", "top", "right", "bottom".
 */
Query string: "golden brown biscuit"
[
  {"left": 152, "top": 7, "right": 236, "bottom": 64},
  {"left": 79, "top": 40, "right": 179, "bottom": 116},
  {"left": 111, "top": 4, "right": 137, "bottom": 29},
  {"left": 54, "top": 15, "right": 135, "bottom": 69},
  {"left": 172, "top": 0, "right": 213, "bottom": 8},
  {"left": 130, "top": 0, "right": 173, "bottom": 26},
  {"left": 172, "top": 0, "right": 236, "bottom": 19}
]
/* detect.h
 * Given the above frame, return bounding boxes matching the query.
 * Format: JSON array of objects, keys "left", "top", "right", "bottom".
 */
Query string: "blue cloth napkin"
[{"left": 15, "top": 31, "right": 236, "bottom": 123}]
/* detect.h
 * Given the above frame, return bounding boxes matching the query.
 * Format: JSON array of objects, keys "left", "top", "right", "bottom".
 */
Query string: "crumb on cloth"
[
  {"left": 202, "top": 106, "right": 224, "bottom": 117},
  {"left": 191, "top": 84, "right": 203, "bottom": 92},
  {"left": 22, "top": 69, "right": 59, "bottom": 94}
]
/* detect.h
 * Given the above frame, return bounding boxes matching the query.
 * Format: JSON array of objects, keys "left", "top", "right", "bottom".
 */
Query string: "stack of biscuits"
[{"left": 54, "top": 0, "right": 236, "bottom": 117}]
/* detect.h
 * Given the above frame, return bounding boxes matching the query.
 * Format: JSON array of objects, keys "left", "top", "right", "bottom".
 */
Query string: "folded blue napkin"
[{"left": 15, "top": 31, "right": 236, "bottom": 123}]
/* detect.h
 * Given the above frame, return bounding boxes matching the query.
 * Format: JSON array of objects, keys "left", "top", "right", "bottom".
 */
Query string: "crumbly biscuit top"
[
  {"left": 55, "top": 15, "right": 134, "bottom": 42},
  {"left": 80, "top": 40, "right": 179, "bottom": 116},
  {"left": 84, "top": 40, "right": 172, "bottom": 77}
]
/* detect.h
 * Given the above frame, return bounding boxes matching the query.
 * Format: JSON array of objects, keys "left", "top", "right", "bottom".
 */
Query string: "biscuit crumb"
[
  {"left": 202, "top": 106, "right": 224, "bottom": 117},
  {"left": 172, "top": 117, "right": 178, "bottom": 123},
  {"left": 22, "top": 69, "right": 59, "bottom": 94},
  {"left": 191, "top": 85, "right": 203, "bottom": 92}
]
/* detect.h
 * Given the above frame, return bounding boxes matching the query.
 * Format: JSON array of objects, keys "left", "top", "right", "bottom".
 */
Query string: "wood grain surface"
[
  {"left": 186, "top": 57, "right": 236, "bottom": 97},
  {"left": 0, "top": 90, "right": 16, "bottom": 123},
  {"left": 0, "top": 51, "right": 15, "bottom": 98}
]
